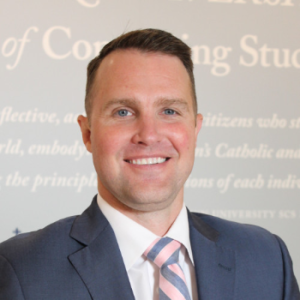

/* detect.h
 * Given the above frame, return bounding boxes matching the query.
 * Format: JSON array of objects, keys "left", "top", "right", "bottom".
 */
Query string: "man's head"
[
  {"left": 78, "top": 29, "right": 202, "bottom": 220},
  {"left": 85, "top": 29, "right": 197, "bottom": 120}
]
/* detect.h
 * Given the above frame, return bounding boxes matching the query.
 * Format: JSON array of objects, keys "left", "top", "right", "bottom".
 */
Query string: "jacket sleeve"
[
  {"left": 274, "top": 235, "right": 300, "bottom": 300},
  {"left": 0, "top": 255, "right": 25, "bottom": 300}
]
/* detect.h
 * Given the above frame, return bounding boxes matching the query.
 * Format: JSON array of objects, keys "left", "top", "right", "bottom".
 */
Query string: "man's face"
[{"left": 79, "top": 49, "right": 202, "bottom": 213}]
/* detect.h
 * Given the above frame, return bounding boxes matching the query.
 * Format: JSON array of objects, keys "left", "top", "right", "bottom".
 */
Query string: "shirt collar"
[
  {"left": 97, "top": 194, "right": 194, "bottom": 270},
  {"left": 165, "top": 204, "right": 194, "bottom": 265}
]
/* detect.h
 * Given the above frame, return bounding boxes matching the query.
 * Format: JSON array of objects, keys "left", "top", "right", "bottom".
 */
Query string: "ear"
[
  {"left": 77, "top": 115, "right": 92, "bottom": 153},
  {"left": 195, "top": 113, "right": 203, "bottom": 146}
]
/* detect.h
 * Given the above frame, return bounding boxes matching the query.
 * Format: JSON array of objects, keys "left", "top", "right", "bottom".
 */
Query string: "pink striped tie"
[{"left": 144, "top": 237, "right": 191, "bottom": 300}]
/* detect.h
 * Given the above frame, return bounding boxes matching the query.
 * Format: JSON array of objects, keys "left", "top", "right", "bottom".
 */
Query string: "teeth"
[
  {"left": 129, "top": 157, "right": 167, "bottom": 165},
  {"left": 157, "top": 157, "right": 166, "bottom": 163}
]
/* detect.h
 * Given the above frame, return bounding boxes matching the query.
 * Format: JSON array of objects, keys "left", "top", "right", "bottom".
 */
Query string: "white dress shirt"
[{"left": 97, "top": 194, "right": 198, "bottom": 300}]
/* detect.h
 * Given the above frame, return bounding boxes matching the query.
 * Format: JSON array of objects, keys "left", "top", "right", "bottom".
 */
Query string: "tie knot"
[{"left": 144, "top": 237, "right": 181, "bottom": 268}]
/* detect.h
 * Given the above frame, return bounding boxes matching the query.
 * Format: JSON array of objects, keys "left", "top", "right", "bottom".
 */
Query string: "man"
[{"left": 0, "top": 29, "right": 299, "bottom": 300}]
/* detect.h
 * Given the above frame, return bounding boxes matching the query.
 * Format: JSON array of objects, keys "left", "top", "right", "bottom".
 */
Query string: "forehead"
[{"left": 91, "top": 49, "right": 192, "bottom": 104}]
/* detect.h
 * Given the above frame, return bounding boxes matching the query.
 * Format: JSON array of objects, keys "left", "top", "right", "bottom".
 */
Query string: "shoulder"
[
  {"left": 0, "top": 215, "right": 79, "bottom": 263},
  {"left": 189, "top": 212, "right": 300, "bottom": 297},
  {"left": 189, "top": 212, "right": 295, "bottom": 283},
  {"left": 190, "top": 212, "right": 283, "bottom": 252}
]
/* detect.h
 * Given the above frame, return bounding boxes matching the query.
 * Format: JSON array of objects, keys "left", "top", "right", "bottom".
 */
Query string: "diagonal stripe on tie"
[
  {"left": 161, "top": 260, "right": 191, "bottom": 300},
  {"left": 144, "top": 237, "right": 191, "bottom": 300},
  {"left": 146, "top": 237, "right": 173, "bottom": 262},
  {"left": 159, "top": 289, "right": 172, "bottom": 300}
]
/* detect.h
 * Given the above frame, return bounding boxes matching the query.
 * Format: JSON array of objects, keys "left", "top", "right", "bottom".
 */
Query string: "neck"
[{"left": 124, "top": 203, "right": 183, "bottom": 236}]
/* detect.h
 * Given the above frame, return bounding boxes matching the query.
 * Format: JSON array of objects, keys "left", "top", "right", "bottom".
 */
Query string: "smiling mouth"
[{"left": 125, "top": 157, "right": 170, "bottom": 165}]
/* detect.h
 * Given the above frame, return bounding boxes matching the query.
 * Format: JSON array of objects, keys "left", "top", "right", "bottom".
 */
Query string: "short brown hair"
[{"left": 85, "top": 28, "right": 197, "bottom": 118}]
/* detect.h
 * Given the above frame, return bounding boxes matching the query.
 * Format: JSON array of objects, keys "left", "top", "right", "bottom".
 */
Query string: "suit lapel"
[
  {"left": 188, "top": 212, "right": 236, "bottom": 300},
  {"left": 68, "top": 196, "right": 135, "bottom": 300},
  {"left": 67, "top": 196, "right": 236, "bottom": 300}
]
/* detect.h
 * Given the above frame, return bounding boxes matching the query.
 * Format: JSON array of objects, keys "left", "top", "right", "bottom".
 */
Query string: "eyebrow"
[
  {"left": 102, "top": 99, "right": 138, "bottom": 111},
  {"left": 102, "top": 98, "right": 190, "bottom": 111},
  {"left": 156, "top": 98, "right": 190, "bottom": 111}
]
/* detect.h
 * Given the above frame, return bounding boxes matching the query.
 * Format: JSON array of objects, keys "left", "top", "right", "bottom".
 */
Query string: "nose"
[{"left": 131, "top": 115, "right": 162, "bottom": 146}]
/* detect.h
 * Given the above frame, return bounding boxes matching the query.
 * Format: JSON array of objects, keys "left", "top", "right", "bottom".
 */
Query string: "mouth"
[{"left": 125, "top": 157, "right": 170, "bottom": 165}]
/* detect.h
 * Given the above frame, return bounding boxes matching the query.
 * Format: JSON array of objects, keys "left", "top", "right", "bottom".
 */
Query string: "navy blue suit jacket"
[{"left": 0, "top": 196, "right": 299, "bottom": 300}]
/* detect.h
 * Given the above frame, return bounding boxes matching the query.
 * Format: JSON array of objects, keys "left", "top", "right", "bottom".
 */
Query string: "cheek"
[
  {"left": 169, "top": 124, "right": 195, "bottom": 154},
  {"left": 91, "top": 126, "right": 128, "bottom": 159}
]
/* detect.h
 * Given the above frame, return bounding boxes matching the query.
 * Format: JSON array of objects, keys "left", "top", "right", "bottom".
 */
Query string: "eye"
[
  {"left": 117, "top": 109, "right": 132, "bottom": 117},
  {"left": 163, "top": 109, "right": 176, "bottom": 115}
]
